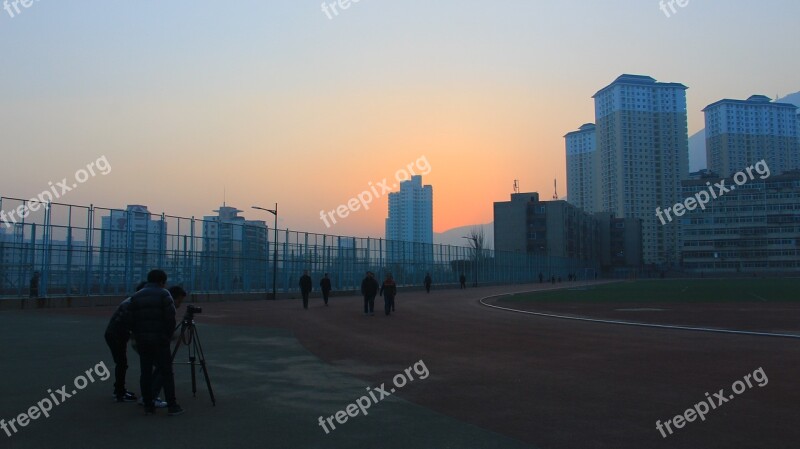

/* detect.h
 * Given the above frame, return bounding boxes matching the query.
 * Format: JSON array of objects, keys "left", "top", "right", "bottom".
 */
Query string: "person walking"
[
  {"left": 125, "top": 269, "right": 184, "bottom": 416},
  {"left": 299, "top": 270, "right": 313, "bottom": 309},
  {"left": 424, "top": 273, "right": 432, "bottom": 293},
  {"left": 380, "top": 273, "right": 397, "bottom": 316},
  {"left": 29, "top": 271, "right": 40, "bottom": 298},
  {"left": 360, "top": 271, "right": 379, "bottom": 316},
  {"left": 320, "top": 273, "right": 332, "bottom": 306},
  {"left": 459, "top": 274, "right": 466, "bottom": 289}
]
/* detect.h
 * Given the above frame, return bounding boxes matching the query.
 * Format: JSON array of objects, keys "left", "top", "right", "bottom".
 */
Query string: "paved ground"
[{"left": 2, "top": 281, "right": 799, "bottom": 448}]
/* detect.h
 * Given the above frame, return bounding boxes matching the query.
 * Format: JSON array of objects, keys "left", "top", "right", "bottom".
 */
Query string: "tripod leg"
[
  {"left": 191, "top": 327, "right": 216, "bottom": 406},
  {"left": 170, "top": 324, "right": 188, "bottom": 362}
]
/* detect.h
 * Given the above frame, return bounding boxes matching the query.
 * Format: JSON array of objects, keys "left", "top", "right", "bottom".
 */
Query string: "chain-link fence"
[{"left": 0, "top": 197, "right": 597, "bottom": 298}]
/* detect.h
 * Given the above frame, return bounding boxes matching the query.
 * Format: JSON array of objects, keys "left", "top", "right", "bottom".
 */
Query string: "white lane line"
[{"left": 479, "top": 293, "right": 800, "bottom": 340}]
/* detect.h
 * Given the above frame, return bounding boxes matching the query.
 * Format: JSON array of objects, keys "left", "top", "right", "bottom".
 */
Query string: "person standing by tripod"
[{"left": 125, "top": 269, "right": 184, "bottom": 416}]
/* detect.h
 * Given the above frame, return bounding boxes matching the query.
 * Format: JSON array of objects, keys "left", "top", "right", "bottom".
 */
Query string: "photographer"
[
  {"left": 104, "top": 281, "right": 146, "bottom": 403},
  {"left": 143, "top": 286, "right": 187, "bottom": 409},
  {"left": 125, "top": 270, "right": 184, "bottom": 416}
]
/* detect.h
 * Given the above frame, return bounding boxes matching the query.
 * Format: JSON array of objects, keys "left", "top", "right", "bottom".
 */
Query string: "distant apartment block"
[
  {"left": 202, "top": 205, "right": 267, "bottom": 291},
  {"left": 385, "top": 175, "right": 433, "bottom": 265},
  {"left": 594, "top": 212, "right": 643, "bottom": 272},
  {"left": 704, "top": 95, "right": 800, "bottom": 178},
  {"left": 593, "top": 74, "right": 689, "bottom": 266},
  {"left": 680, "top": 170, "right": 800, "bottom": 272},
  {"left": 565, "top": 123, "right": 600, "bottom": 214},
  {"left": 100, "top": 205, "right": 166, "bottom": 284},
  {"left": 493, "top": 192, "right": 598, "bottom": 262}
]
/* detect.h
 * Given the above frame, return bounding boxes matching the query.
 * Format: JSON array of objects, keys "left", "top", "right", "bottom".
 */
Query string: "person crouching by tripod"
[
  {"left": 104, "top": 281, "right": 146, "bottom": 403},
  {"left": 380, "top": 273, "right": 397, "bottom": 316},
  {"left": 125, "top": 269, "right": 184, "bottom": 416}
]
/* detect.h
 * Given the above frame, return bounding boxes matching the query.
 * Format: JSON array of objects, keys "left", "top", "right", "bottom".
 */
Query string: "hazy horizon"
[{"left": 2, "top": 0, "right": 798, "bottom": 237}]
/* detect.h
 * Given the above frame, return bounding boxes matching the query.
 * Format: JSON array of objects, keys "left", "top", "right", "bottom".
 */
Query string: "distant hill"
[
  {"left": 689, "top": 91, "right": 800, "bottom": 172},
  {"left": 434, "top": 223, "right": 494, "bottom": 249}
]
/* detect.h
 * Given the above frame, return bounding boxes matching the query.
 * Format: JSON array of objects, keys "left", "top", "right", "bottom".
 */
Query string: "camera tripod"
[{"left": 171, "top": 316, "right": 216, "bottom": 406}]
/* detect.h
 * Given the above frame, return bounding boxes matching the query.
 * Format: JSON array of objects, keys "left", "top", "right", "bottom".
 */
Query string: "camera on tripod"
[
  {"left": 172, "top": 303, "right": 216, "bottom": 406},
  {"left": 182, "top": 304, "right": 202, "bottom": 322}
]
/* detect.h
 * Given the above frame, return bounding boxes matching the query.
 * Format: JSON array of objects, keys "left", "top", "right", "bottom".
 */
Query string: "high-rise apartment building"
[
  {"left": 565, "top": 123, "right": 599, "bottom": 214},
  {"left": 202, "top": 205, "right": 267, "bottom": 291},
  {"left": 593, "top": 74, "right": 689, "bottom": 266},
  {"left": 703, "top": 95, "right": 800, "bottom": 177},
  {"left": 385, "top": 175, "right": 433, "bottom": 265},
  {"left": 385, "top": 175, "right": 433, "bottom": 244},
  {"left": 100, "top": 205, "right": 167, "bottom": 286}
]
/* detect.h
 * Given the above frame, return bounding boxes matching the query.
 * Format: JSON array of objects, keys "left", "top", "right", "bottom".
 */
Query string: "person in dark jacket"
[
  {"left": 459, "top": 274, "right": 466, "bottom": 289},
  {"left": 424, "top": 273, "right": 432, "bottom": 293},
  {"left": 147, "top": 285, "right": 187, "bottom": 409},
  {"left": 29, "top": 271, "right": 39, "bottom": 298},
  {"left": 299, "top": 270, "right": 313, "bottom": 309},
  {"left": 380, "top": 274, "right": 397, "bottom": 316},
  {"left": 320, "top": 273, "right": 332, "bottom": 306},
  {"left": 104, "top": 282, "right": 146, "bottom": 402},
  {"left": 125, "top": 269, "right": 184, "bottom": 416},
  {"left": 360, "top": 271, "right": 379, "bottom": 316}
]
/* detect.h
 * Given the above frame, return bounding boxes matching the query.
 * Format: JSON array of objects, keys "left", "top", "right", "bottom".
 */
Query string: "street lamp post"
[
  {"left": 462, "top": 236, "right": 479, "bottom": 287},
  {"left": 253, "top": 204, "right": 278, "bottom": 300}
]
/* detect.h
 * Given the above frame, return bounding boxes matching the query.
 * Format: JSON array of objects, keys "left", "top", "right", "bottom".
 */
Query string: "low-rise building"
[{"left": 680, "top": 170, "right": 800, "bottom": 272}]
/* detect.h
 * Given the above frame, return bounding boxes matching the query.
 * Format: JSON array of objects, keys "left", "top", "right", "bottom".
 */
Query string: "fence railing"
[{"left": 0, "top": 197, "right": 597, "bottom": 298}]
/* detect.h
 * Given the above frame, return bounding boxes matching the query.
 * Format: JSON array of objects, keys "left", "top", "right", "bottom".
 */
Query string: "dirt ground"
[{"left": 59, "top": 282, "right": 800, "bottom": 449}]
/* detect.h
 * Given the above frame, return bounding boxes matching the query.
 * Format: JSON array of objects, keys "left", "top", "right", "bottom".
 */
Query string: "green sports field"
[{"left": 506, "top": 278, "right": 800, "bottom": 303}]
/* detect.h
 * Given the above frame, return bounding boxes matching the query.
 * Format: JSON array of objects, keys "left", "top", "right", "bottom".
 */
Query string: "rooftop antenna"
[
  {"left": 223, "top": 186, "right": 226, "bottom": 207},
  {"left": 513, "top": 179, "right": 520, "bottom": 194},
  {"left": 553, "top": 178, "right": 559, "bottom": 200}
]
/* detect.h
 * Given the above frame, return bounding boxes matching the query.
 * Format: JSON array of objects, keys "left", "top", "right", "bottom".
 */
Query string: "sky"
[{"left": 1, "top": 0, "right": 798, "bottom": 237}]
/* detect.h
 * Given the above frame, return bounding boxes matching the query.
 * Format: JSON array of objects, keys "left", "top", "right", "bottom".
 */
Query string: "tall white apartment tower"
[
  {"left": 565, "top": 123, "right": 599, "bottom": 214},
  {"left": 703, "top": 95, "right": 800, "bottom": 177},
  {"left": 385, "top": 175, "right": 433, "bottom": 265},
  {"left": 385, "top": 175, "right": 433, "bottom": 244},
  {"left": 593, "top": 74, "right": 689, "bottom": 266}
]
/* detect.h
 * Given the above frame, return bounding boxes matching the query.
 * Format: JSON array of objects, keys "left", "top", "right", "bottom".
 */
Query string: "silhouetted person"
[
  {"left": 105, "top": 282, "right": 146, "bottom": 403},
  {"left": 538, "top": 272, "right": 543, "bottom": 283},
  {"left": 320, "top": 273, "right": 332, "bottom": 306},
  {"left": 459, "top": 274, "right": 466, "bottom": 289},
  {"left": 148, "top": 286, "right": 187, "bottom": 409},
  {"left": 125, "top": 269, "right": 183, "bottom": 416},
  {"left": 360, "top": 271, "right": 379, "bottom": 316},
  {"left": 551, "top": 275, "right": 556, "bottom": 284},
  {"left": 299, "top": 270, "right": 312, "bottom": 309},
  {"left": 380, "top": 273, "right": 397, "bottom": 316},
  {"left": 424, "top": 273, "right": 432, "bottom": 293},
  {"left": 29, "top": 271, "right": 39, "bottom": 298}
]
